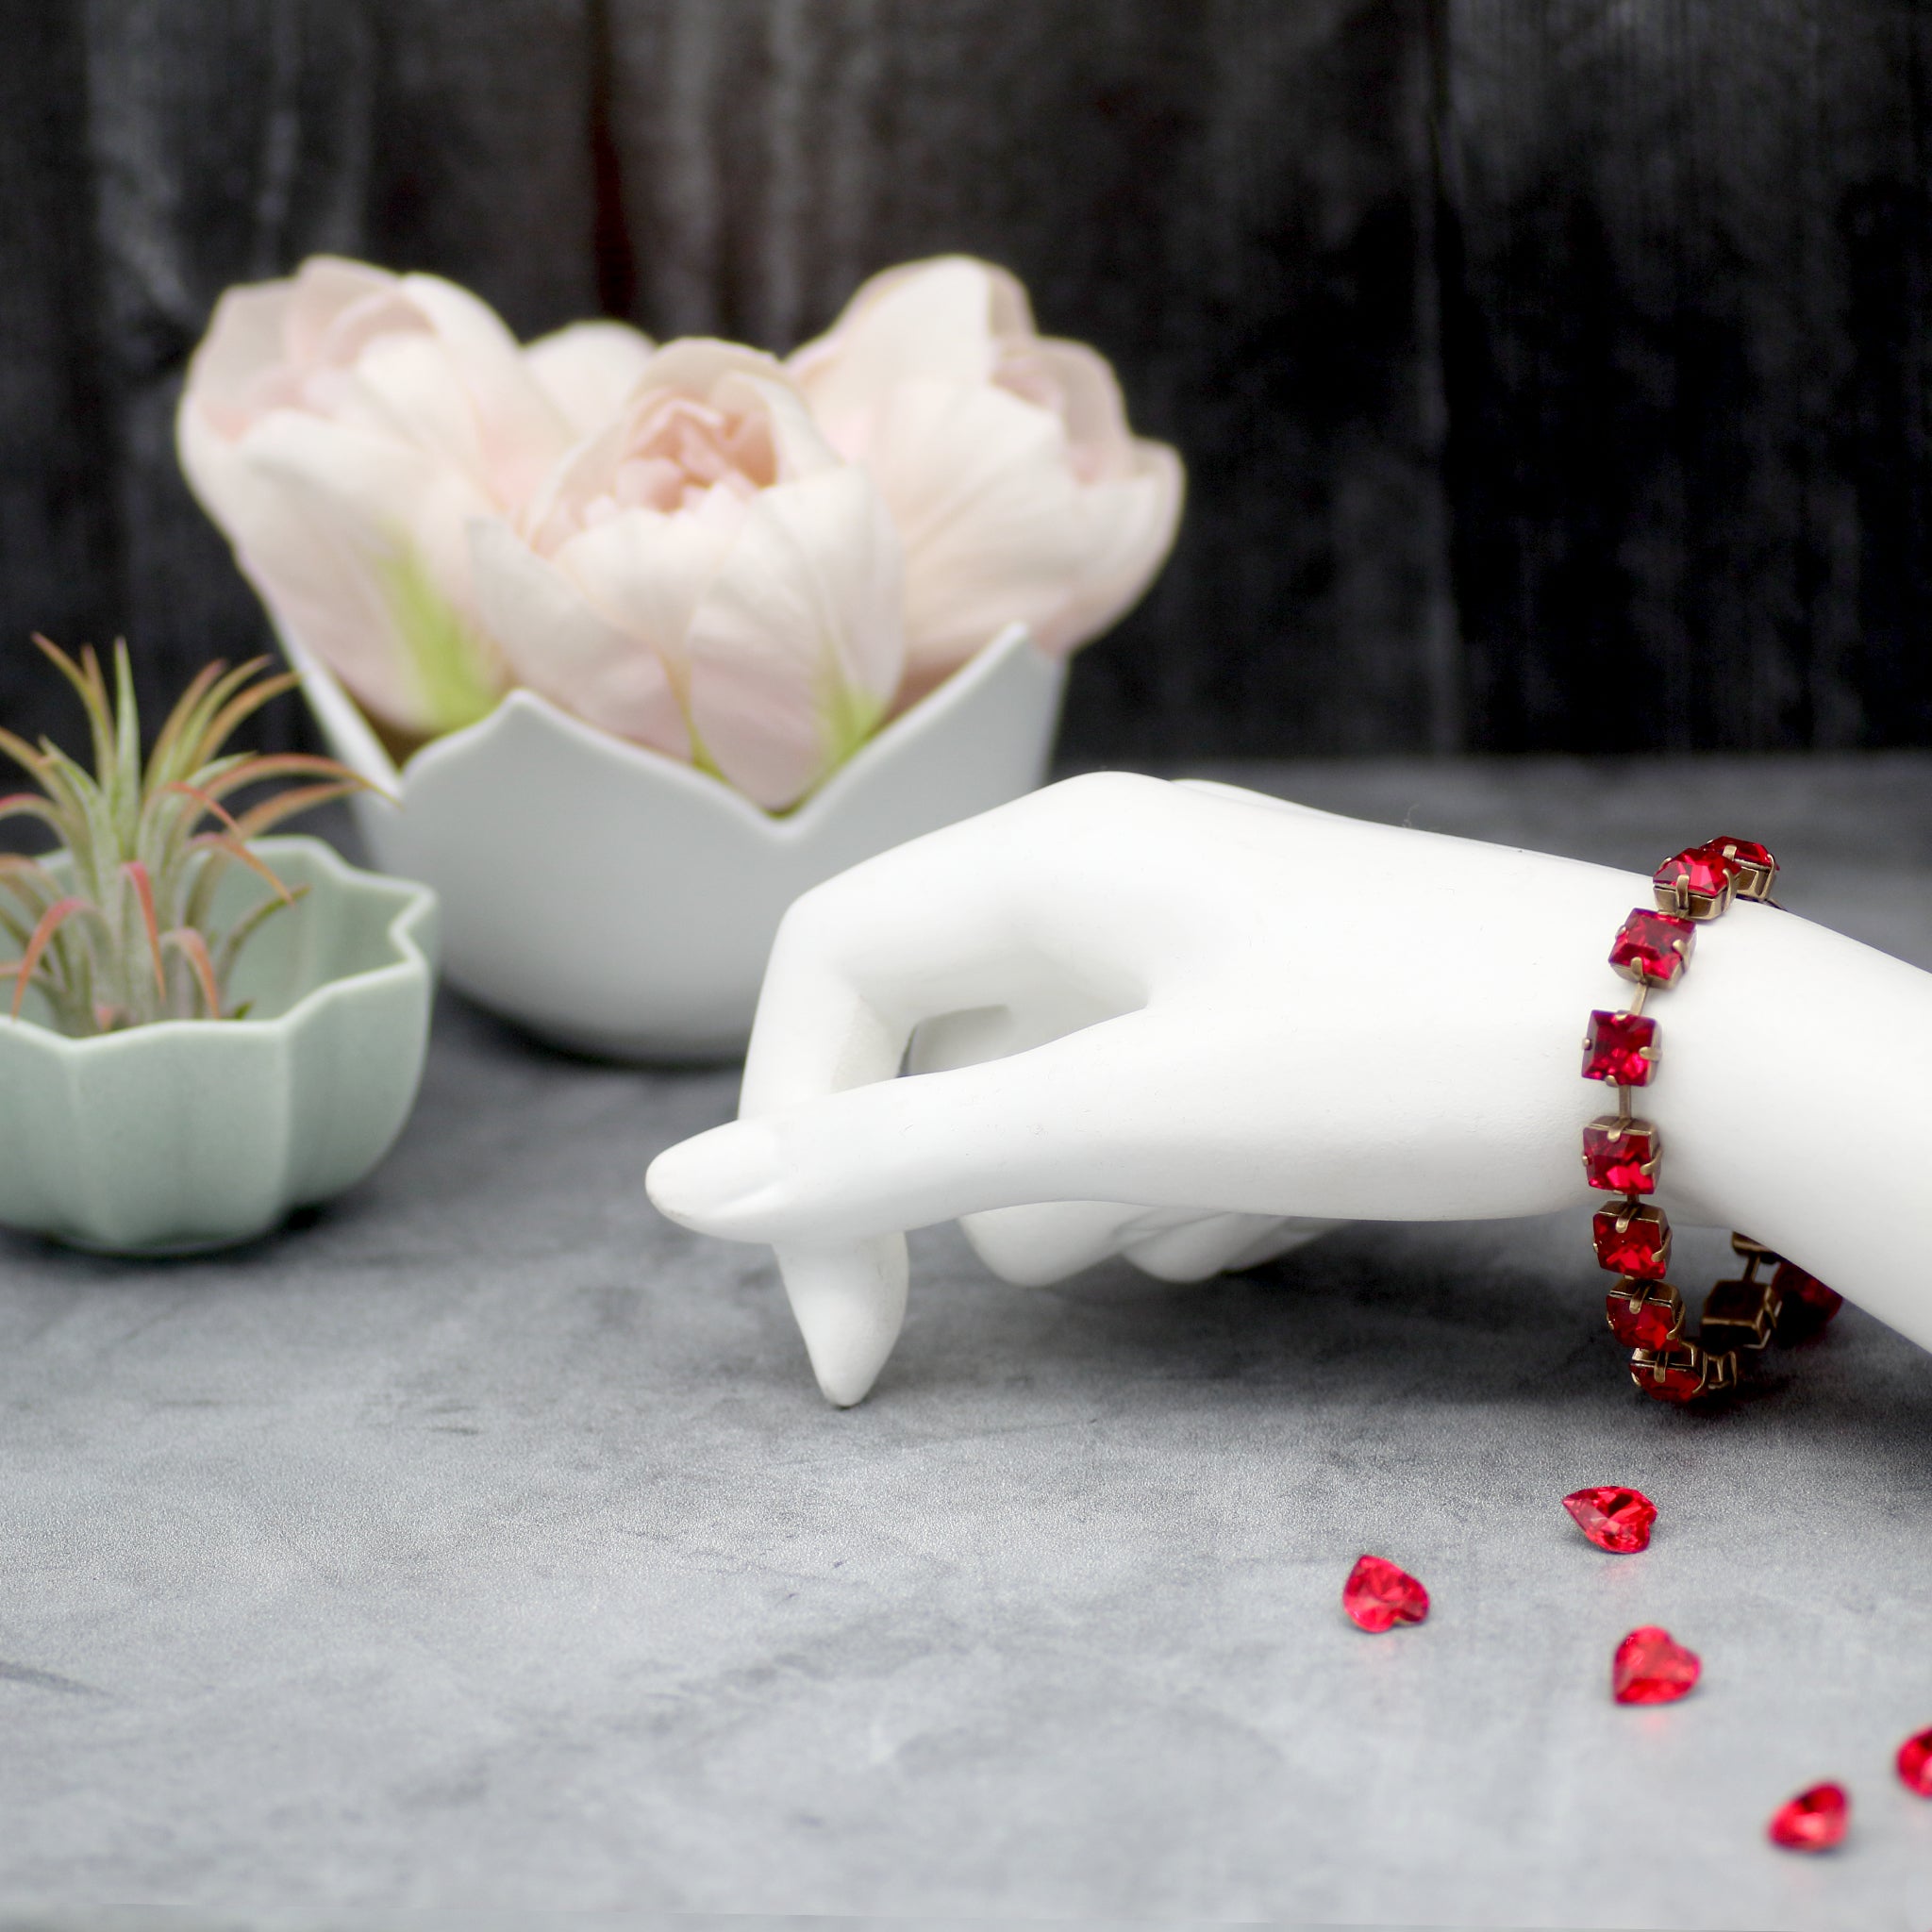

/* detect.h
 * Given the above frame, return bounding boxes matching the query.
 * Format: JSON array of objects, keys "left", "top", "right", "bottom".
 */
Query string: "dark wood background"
[{"left": 3, "top": 0, "right": 1929, "bottom": 760}]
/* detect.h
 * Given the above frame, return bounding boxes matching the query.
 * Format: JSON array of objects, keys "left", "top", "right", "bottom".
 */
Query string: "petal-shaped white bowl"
[{"left": 285, "top": 623, "right": 1065, "bottom": 1060}]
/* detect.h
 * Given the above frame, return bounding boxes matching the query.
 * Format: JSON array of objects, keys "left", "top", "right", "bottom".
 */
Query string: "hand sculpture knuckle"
[
  {"left": 776, "top": 878, "right": 847, "bottom": 947},
  {"left": 1041, "top": 771, "right": 1168, "bottom": 816}
]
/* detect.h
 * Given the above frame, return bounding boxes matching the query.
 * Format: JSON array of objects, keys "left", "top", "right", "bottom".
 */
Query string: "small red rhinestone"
[
  {"left": 1583, "top": 1117, "right": 1659, "bottom": 1194},
  {"left": 1700, "top": 836, "right": 1777, "bottom": 899},
  {"left": 1341, "top": 1555, "right": 1429, "bottom": 1633},
  {"left": 1767, "top": 1783, "right": 1848, "bottom": 1853},
  {"left": 1701, "top": 1275, "right": 1778, "bottom": 1350},
  {"left": 1897, "top": 1726, "right": 1932, "bottom": 1795},
  {"left": 1582, "top": 1009, "right": 1658, "bottom": 1085},
  {"left": 1611, "top": 1625, "right": 1700, "bottom": 1704},
  {"left": 1654, "top": 845, "right": 1737, "bottom": 916},
  {"left": 1591, "top": 1204, "right": 1672, "bottom": 1279},
  {"left": 1703, "top": 835, "right": 1774, "bottom": 866},
  {"left": 1562, "top": 1486, "right": 1657, "bottom": 1553},
  {"left": 1605, "top": 1285, "right": 1681, "bottom": 1349},
  {"left": 1630, "top": 1344, "right": 1708, "bottom": 1402},
  {"left": 1608, "top": 909, "right": 1697, "bottom": 986},
  {"left": 1772, "top": 1260, "right": 1844, "bottom": 1341}
]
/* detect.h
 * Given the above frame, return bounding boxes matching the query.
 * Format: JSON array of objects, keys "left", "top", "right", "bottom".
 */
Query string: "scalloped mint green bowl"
[{"left": 0, "top": 837, "right": 438, "bottom": 1255}]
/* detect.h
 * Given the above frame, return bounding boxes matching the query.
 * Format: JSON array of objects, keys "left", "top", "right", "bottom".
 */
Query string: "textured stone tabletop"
[{"left": 3, "top": 755, "right": 1930, "bottom": 1932}]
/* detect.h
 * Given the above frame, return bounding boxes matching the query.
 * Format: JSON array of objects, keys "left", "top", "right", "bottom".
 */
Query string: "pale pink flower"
[
  {"left": 789, "top": 256, "right": 1184, "bottom": 694},
  {"left": 177, "top": 256, "right": 654, "bottom": 737},
  {"left": 525, "top": 321, "right": 659, "bottom": 439},
  {"left": 469, "top": 340, "right": 905, "bottom": 811}
]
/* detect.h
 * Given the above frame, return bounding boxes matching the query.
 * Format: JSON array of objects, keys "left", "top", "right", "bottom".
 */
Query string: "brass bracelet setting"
[{"left": 1582, "top": 838, "right": 1842, "bottom": 1403}]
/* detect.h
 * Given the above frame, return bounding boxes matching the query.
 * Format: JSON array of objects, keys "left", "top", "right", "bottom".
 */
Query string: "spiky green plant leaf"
[{"left": 0, "top": 638, "right": 374, "bottom": 1035}]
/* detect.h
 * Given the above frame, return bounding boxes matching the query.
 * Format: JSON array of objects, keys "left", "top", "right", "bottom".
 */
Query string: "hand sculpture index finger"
[{"left": 645, "top": 773, "right": 1175, "bottom": 1406}]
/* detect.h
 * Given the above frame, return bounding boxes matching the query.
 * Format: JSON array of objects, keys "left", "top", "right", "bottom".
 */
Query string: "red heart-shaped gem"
[
  {"left": 1563, "top": 1485, "right": 1657, "bottom": 1553},
  {"left": 1768, "top": 1783, "right": 1848, "bottom": 1852},
  {"left": 1611, "top": 1625, "right": 1700, "bottom": 1704},
  {"left": 1897, "top": 1724, "right": 1932, "bottom": 1795},
  {"left": 1341, "top": 1554, "right": 1429, "bottom": 1632}
]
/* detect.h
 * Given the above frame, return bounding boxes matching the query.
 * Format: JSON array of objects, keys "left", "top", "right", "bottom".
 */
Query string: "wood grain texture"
[
  {"left": 0, "top": 0, "right": 1925, "bottom": 759},
  {"left": 1441, "top": 0, "right": 1932, "bottom": 752},
  {"left": 366, "top": 0, "right": 601, "bottom": 334},
  {"left": 80, "top": 0, "right": 376, "bottom": 752},
  {"left": 0, "top": 6, "right": 121, "bottom": 752}
]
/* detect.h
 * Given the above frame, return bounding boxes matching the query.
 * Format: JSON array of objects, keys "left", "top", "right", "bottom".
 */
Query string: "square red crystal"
[
  {"left": 1582, "top": 1008, "right": 1658, "bottom": 1085},
  {"left": 1701, "top": 1275, "right": 1777, "bottom": 1350},
  {"left": 1591, "top": 1204, "right": 1672, "bottom": 1277},
  {"left": 1772, "top": 1259, "right": 1843, "bottom": 1341},
  {"left": 1630, "top": 1344, "right": 1708, "bottom": 1402},
  {"left": 1606, "top": 1284, "right": 1682, "bottom": 1349},
  {"left": 1608, "top": 909, "right": 1696, "bottom": 986},
  {"left": 1701, "top": 835, "right": 1777, "bottom": 901},
  {"left": 1582, "top": 1116, "right": 1659, "bottom": 1193},
  {"left": 1653, "top": 845, "right": 1737, "bottom": 918}
]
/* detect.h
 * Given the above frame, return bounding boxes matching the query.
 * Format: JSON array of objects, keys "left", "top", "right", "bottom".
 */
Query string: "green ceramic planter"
[{"left": 0, "top": 837, "right": 438, "bottom": 1254}]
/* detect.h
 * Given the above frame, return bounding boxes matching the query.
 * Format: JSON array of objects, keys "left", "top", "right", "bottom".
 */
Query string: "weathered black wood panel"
[
  {"left": 1441, "top": 0, "right": 1932, "bottom": 754},
  {"left": 81, "top": 0, "right": 376, "bottom": 751},
  {"left": 367, "top": 0, "right": 601, "bottom": 335},
  {"left": 0, "top": 0, "right": 1926, "bottom": 759},
  {"left": 0, "top": 5, "right": 122, "bottom": 752}
]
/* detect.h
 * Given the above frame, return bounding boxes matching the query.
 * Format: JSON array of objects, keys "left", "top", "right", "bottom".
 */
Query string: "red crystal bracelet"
[{"left": 1582, "top": 837, "right": 1842, "bottom": 1403}]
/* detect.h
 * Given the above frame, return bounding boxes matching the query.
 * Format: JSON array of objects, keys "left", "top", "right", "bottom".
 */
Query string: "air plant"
[{"left": 0, "top": 637, "right": 372, "bottom": 1035}]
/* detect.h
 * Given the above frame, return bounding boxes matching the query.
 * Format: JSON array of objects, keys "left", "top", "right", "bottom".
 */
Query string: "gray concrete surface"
[{"left": 2, "top": 755, "right": 1930, "bottom": 1932}]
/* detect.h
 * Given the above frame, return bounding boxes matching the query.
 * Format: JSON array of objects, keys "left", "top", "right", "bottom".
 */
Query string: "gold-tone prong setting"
[{"left": 1588, "top": 838, "right": 1832, "bottom": 1406}]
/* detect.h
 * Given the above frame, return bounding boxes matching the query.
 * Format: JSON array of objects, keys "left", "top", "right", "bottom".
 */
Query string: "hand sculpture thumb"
[
  {"left": 645, "top": 1015, "right": 1167, "bottom": 1404},
  {"left": 648, "top": 1120, "right": 909, "bottom": 1406}
]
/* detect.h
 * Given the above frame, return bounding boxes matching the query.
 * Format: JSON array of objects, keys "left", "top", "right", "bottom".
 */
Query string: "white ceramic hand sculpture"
[{"left": 646, "top": 774, "right": 1932, "bottom": 1406}]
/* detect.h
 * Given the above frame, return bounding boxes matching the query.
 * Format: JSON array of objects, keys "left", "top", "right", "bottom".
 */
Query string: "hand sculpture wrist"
[{"left": 1582, "top": 836, "right": 1841, "bottom": 1403}]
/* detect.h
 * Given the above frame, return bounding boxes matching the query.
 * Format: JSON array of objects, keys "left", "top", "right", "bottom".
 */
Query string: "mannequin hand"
[{"left": 647, "top": 774, "right": 1932, "bottom": 1404}]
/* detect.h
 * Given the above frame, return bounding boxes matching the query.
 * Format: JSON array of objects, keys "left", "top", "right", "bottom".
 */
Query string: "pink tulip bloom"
[
  {"left": 177, "top": 256, "right": 654, "bottom": 738},
  {"left": 470, "top": 340, "right": 905, "bottom": 812},
  {"left": 789, "top": 256, "right": 1184, "bottom": 699}
]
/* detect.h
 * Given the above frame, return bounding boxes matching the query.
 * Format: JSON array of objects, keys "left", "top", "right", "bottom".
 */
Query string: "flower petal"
[
  {"left": 334, "top": 331, "right": 491, "bottom": 489},
  {"left": 854, "top": 375, "right": 1182, "bottom": 674},
  {"left": 790, "top": 257, "right": 1028, "bottom": 427},
  {"left": 1025, "top": 339, "right": 1142, "bottom": 483},
  {"left": 469, "top": 518, "right": 690, "bottom": 758},
  {"left": 525, "top": 320, "right": 658, "bottom": 438},
  {"left": 857, "top": 377, "right": 1081, "bottom": 669},
  {"left": 184, "top": 283, "right": 304, "bottom": 434},
  {"left": 685, "top": 468, "right": 905, "bottom": 809},
  {"left": 225, "top": 411, "right": 506, "bottom": 734},
  {"left": 285, "top": 257, "right": 411, "bottom": 364},
  {"left": 558, "top": 500, "right": 742, "bottom": 677},
  {"left": 396, "top": 271, "right": 574, "bottom": 503},
  {"left": 176, "top": 386, "right": 260, "bottom": 546},
  {"left": 632, "top": 338, "right": 791, "bottom": 402},
  {"left": 1044, "top": 440, "right": 1186, "bottom": 652},
  {"left": 723, "top": 373, "right": 843, "bottom": 482}
]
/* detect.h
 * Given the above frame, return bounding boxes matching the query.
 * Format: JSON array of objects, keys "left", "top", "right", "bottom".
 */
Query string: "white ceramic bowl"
[{"left": 285, "top": 623, "right": 1064, "bottom": 1061}]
